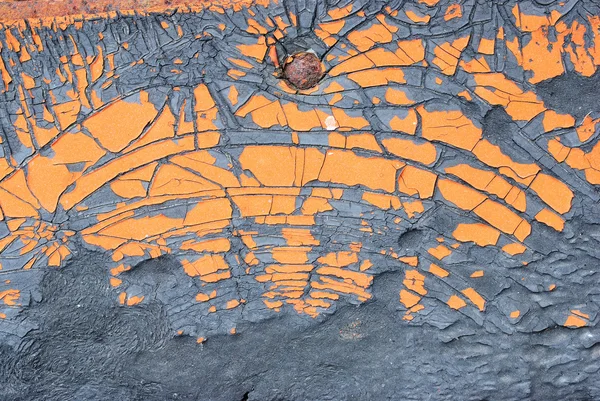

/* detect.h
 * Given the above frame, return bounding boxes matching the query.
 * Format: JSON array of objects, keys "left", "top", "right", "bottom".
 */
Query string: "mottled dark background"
[{"left": 2, "top": 248, "right": 600, "bottom": 400}]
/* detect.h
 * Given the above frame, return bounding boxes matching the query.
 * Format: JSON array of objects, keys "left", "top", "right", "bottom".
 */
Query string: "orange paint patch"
[
  {"left": 124, "top": 106, "right": 176, "bottom": 152},
  {"left": 109, "top": 277, "right": 122, "bottom": 287},
  {"left": 302, "top": 197, "right": 333, "bottom": 215},
  {"left": 432, "top": 36, "right": 470, "bottom": 75},
  {"left": 83, "top": 91, "right": 158, "bottom": 152},
  {"left": 398, "top": 166, "right": 437, "bottom": 198},
  {"left": 396, "top": 39, "right": 426, "bottom": 64},
  {"left": 472, "top": 73, "right": 546, "bottom": 121},
  {"left": 473, "top": 199, "right": 527, "bottom": 236},
  {"left": 400, "top": 289, "right": 421, "bottom": 308},
  {"left": 417, "top": 106, "right": 481, "bottom": 150},
  {"left": 317, "top": 251, "right": 358, "bottom": 268},
  {"left": 225, "top": 299, "right": 240, "bottom": 309},
  {"left": 529, "top": 174, "right": 573, "bottom": 214},
  {"left": 27, "top": 132, "right": 106, "bottom": 212},
  {"left": 362, "top": 192, "right": 402, "bottom": 210},
  {"left": 236, "top": 95, "right": 287, "bottom": 128},
  {"left": 452, "top": 223, "right": 500, "bottom": 246},
  {"left": 405, "top": 10, "right": 430, "bottom": 24},
  {"left": 319, "top": 149, "right": 402, "bottom": 193},
  {"left": 428, "top": 263, "right": 449, "bottom": 278},
  {"left": 384, "top": 88, "right": 414, "bottom": 105},
  {"left": 534, "top": 208, "right": 565, "bottom": 232},
  {"left": 521, "top": 25, "right": 565, "bottom": 83},
  {"left": 444, "top": 4, "right": 462, "bottom": 21},
  {"left": 478, "top": 38, "right": 495, "bottom": 55},
  {"left": 328, "top": 5, "right": 353, "bottom": 19},
  {"left": 388, "top": 109, "right": 418, "bottom": 134},
  {"left": 149, "top": 163, "right": 221, "bottom": 196},
  {"left": 446, "top": 294, "right": 466, "bottom": 310},
  {"left": 437, "top": 179, "right": 486, "bottom": 210},
  {"left": 564, "top": 314, "right": 587, "bottom": 328},
  {"left": 382, "top": 137, "right": 437, "bottom": 165},
  {"left": 347, "top": 22, "right": 394, "bottom": 52},
  {"left": 316, "top": 266, "right": 372, "bottom": 288},
  {"left": 403, "top": 200, "right": 424, "bottom": 218},
  {"left": 543, "top": 110, "right": 575, "bottom": 132},
  {"left": 346, "top": 133, "right": 383, "bottom": 153},
  {"left": 461, "top": 288, "right": 485, "bottom": 311},
  {"left": 347, "top": 68, "right": 406, "bottom": 88},
  {"left": 404, "top": 270, "right": 427, "bottom": 296},
  {"left": 239, "top": 146, "right": 296, "bottom": 186},
  {"left": 576, "top": 115, "right": 599, "bottom": 142},
  {"left": 330, "top": 108, "right": 370, "bottom": 130},
  {"left": 445, "top": 164, "right": 503, "bottom": 197},
  {"left": 127, "top": 295, "right": 144, "bottom": 306},
  {"left": 0, "top": 289, "right": 20, "bottom": 306},
  {"left": 399, "top": 257, "right": 418, "bottom": 267},
  {"left": 282, "top": 103, "right": 322, "bottom": 131},
  {"left": 502, "top": 242, "right": 527, "bottom": 256},
  {"left": 427, "top": 245, "right": 451, "bottom": 260},
  {"left": 237, "top": 36, "right": 267, "bottom": 61},
  {"left": 319, "top": 20, "right": 345, "bottom": 35},
  {"left": 272, "top": 247, "right": 310, "bottom": 264},
  {"left": 182, "top": 254, "right": 230, "bottom": 280}
]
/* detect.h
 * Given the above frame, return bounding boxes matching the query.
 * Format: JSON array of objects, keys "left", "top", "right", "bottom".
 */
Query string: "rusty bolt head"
[{"left": 282, "top": 52, "right": 323, "bottom": 90}]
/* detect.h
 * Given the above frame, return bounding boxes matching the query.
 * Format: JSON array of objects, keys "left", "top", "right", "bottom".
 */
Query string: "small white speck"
[{"left": 325, "top": 115, "right": 338, "bottom": 131}]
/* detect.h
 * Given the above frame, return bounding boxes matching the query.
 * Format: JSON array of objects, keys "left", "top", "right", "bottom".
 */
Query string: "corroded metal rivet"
[{"left": 282, "top": 52, "right": 324, "bottom": 90}]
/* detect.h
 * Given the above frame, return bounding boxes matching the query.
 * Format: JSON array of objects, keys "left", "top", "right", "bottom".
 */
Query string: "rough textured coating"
[{"left": 0, "top": 0, "right": 599, "bottom": 400}]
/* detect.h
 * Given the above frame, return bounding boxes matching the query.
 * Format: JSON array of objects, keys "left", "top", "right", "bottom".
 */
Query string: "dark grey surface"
[{"left": 1, "top": 251, "right": 599, "bottom": 401}]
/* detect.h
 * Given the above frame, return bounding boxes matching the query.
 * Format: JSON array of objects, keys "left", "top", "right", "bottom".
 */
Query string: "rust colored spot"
[
  {"left": 0, "top": 0, "right": 274, "bottom": 22},
  {"left": 282, "top": 52, "right": 324, "bottom": 90}
]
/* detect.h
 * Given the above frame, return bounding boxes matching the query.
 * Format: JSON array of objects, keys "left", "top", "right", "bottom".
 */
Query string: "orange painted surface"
[
  {"left": 0, "top": 0, "right": 595, "bottom": 338},
  {"left": 447, "top": 294, "right": 466, "bottom": 310},
  {"left": 452, "top": 223, "right": 500, "bottom": 247}
]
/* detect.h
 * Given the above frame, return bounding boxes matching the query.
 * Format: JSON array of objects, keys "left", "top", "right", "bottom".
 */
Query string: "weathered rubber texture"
[{"left": 0, "top": 0, "right": 599, "bottom": 400}]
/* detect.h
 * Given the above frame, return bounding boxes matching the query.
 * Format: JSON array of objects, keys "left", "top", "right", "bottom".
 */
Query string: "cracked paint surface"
[{"left": 1, "top": 0, "right": 600, "bottom": 399}]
